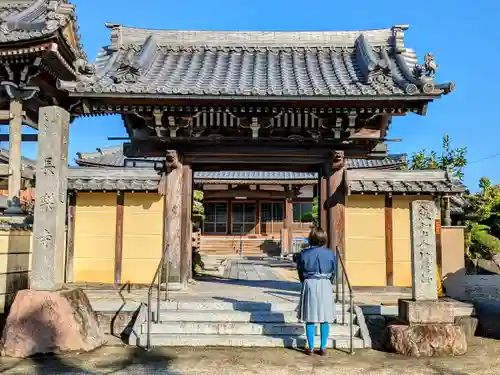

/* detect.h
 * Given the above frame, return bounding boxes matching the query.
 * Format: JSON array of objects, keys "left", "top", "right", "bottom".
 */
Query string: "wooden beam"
[
  {"left": 65, "top": 192, "right": 77, "bottom": 283},
  {"left": 0, "top": 134, "right": 38, "bottom": 142},
  {"left": 114, "top": 191, "right": 124, "bottom": 285},
  {"left": 204, "top": 189, "right": 287, "bottom": 200},
  {"left": 385, "top": 195, "right": 394, "bottom": 286},
  {"left": 180, "top": 164, "right": 193, "bottom": 285}
]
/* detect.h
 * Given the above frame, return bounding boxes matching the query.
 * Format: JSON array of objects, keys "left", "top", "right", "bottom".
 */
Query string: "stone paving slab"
[{"left": 0, "top": 337, "right": 499, "bottom": 374}]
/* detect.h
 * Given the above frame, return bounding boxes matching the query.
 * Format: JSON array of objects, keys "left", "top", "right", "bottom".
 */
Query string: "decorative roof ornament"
[
  {"left": 73, "top": 58, "right": 96, "bottom": 80},
  {"left": 414, "top": 53, "right": 438, "bottom": 80}
]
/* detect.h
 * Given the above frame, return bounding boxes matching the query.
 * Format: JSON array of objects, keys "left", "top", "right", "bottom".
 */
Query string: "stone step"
[
  {"left": 154, "top": 301, "right": 351, "bottom": 312},
  {"left": 142, "top": 321, "right": 360, "bottom": 336},
  {"left": 137, "top": 333, "right": 365, "bottom": 348},
  {"left": 151, "top": 310, "right": 355, "bottom": 324}
]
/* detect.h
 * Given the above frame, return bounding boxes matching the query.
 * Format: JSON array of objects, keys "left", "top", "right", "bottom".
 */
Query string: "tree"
[
  {"left": 465, "top": 178, "right": 500, "bottom": 258},
  {"left": 406, "top": 134, "right": 467, "bottom": 181},
  {"left": 301, "top": 197, "right": 319, "bottom": 225},
  {"left": 192, "top": 189, "right": 204, "bottom": 219}
]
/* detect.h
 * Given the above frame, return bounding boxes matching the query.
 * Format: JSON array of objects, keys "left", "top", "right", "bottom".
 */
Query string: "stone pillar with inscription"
[
  {"left": 387, "top": 200, "right": 467, "bottom": 357},
  {"left": 31, "top": 106, "right": 70, "bottom": 290},
  {"left": 410, "top": 200, "right": 438, "bottom": 301}
]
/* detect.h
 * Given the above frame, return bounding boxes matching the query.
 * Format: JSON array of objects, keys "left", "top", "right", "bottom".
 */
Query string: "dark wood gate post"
[{"left": 325, "top": 151, "right": 347, "bottom": 258}]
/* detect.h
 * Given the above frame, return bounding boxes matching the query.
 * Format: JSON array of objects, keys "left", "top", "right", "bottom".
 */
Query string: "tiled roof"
[
  {"left": 59, "top": 24, "right": 455, "bottom": 98},
  {"left": 76, "top": 146, "right": 164, "bottom": 168},
  {"left": 450, "top": 195, "right": 471, "bottom": 216},
  {"left": 0, "top": 0, "right": 85, "bottom": 58},
  {"left": 75, "top": 145, "right": 405, "bottom": 170},
  {"left": 0, "top": 148, "right": 36, "bottom": 170},
  {"left": 67, "top": 167, "right": 466, "bottom": 196},
  {"left": 347, "top": 170, "right": 465, "bottom": 194}
]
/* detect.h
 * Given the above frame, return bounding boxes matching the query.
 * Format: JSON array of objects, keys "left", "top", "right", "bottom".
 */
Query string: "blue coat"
[{"left": 296, "top": 246, "right": 336, "bottom": 283}]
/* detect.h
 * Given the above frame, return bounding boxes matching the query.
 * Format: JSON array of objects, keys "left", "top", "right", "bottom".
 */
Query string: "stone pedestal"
[
  {"left": 386, "top": 201, "right": 467, "bottom": 357},
  {"left": 399, "top": 300, "right": 454, "bottom": 324},
  {"left": 0, "top": 288, "right": 105, "bottom": 358},
  {"left": 387, "top": 300, "right": 467, "bottom": 357},
  {"left": 387, "top": 323, "right": 467, "bottom": 357}
]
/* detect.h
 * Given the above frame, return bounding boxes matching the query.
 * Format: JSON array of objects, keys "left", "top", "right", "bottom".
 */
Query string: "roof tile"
[{"left": 59, "top": 25, "right": 455, "bottom": 98}]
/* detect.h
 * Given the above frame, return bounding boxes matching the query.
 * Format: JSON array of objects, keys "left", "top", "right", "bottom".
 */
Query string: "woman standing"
[{"left": 296, "top": 227, "right": 336, "bottom": 356}]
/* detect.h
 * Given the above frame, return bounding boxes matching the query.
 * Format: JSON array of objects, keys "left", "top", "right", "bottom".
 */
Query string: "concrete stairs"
[{"left": 129, "top": 300, "right": 367, "bottom": 349}]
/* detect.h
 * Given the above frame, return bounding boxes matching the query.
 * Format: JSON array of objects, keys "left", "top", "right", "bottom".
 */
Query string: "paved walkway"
[
  {"left": 85, "top": 258, "right": 302, "bottom": 309},
  {"left": 224, "top": 258, "right": 284, "bottom": 281},
  {"left": 0, "top": 337, "right": 498, "bottom": 374}
]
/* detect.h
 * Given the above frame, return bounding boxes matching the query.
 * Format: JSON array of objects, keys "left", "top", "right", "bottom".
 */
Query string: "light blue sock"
[
  {"left": 306, "top": 323, "right": 315, "bottom": 349},
  {"left": 320, "top": 322, "right": 329, "bottom": 349}
]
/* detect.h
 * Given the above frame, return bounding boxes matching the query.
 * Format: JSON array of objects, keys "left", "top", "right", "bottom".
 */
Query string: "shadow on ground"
[
  {"left": 0, "top": 348, "right": 179, "bottom": 374},
  {"left": 0, "top": 306, "right": 178, "bottom": 374},
  {"left": 197, "top": 275, "right": 301, "bottom": 293}
]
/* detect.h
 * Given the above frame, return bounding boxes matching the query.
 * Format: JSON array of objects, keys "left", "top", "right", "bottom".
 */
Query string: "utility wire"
[{"left": 468, "top": 152, "right": 500, "bottom": 165}]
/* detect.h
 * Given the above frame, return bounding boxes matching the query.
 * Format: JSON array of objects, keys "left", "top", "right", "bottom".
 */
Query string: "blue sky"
[{"left": 11, "top": 0, "right": 499, "bottom": 191}]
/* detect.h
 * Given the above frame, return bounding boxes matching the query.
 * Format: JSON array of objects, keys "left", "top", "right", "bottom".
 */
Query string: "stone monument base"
[
  {"left": 387, "top": 323, "right": 467, "bottom": 357},
  {"left": 0, "top": 288, "right": 105, "bottom": 358},
  {"left": 385, "top": 299, "right": 467, "bottom": 357},
  {"left": 399, "top": 299, "right": 455, "bottom": 324}
]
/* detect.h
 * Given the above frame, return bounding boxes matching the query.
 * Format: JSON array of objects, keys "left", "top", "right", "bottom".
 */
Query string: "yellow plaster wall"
[
  {"left": 392, "top": 196, "right": 433, "bottom": 287},
  {"left": 345, "top": 195, "right": 386, "bottom": 286},
  {"left": 122, "top": 193, "right": 164, "bottom": 284},
  {"left": 73, "top": 193, "right": 116, "bottom": 284},
  {"left": 0, "top": 230, "right": 32, "bottom": 313}
]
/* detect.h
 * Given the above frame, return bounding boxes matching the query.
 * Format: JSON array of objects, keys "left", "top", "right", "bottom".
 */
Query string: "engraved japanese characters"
[{"left": 410, "top": 200, "right": 438, "bottom": 301}]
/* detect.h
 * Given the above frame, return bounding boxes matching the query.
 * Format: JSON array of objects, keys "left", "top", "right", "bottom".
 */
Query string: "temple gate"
[{"left": 0, "top": 1, "right": 455, "bottom": 291}]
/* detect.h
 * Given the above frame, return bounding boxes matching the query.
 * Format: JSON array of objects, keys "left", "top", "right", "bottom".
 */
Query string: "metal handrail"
[
  {"left": 335, "top": 247, "right": 355, "bottom": 355},
  {"left": 146, "top": 244, "right": 170, "bottom": 351}
]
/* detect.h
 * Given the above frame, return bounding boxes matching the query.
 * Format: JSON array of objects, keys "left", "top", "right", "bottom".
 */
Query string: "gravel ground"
[{"left": 0, "top": 337, "right": 498, "bottom": 374}]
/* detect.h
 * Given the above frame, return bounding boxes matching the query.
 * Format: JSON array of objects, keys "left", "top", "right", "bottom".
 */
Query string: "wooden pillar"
[
  {"left": 31, "top": 106, "right": 70, "bottom": 290},
  {"left": 227, "top": 198, "right": 232, "bottom": 234},
  {"left": 114, "top": 191, "right": 124, "bottom": 285},
  {"left": 325, "top": 151, "right": 347, "bottom": 257},
  {"left": 164, "top": 151, "right": 183, "bottom": 283},
  {"left": 284, "top": 186, "right": 294, "bottom": 255},
  {"left": 318, "top": 166, "right": 327, "bottom": 230},
  {"left": 255, "top": 198, "right": 261, "bottom": 235},
  {"left": 385, "top": 195, "right": 394, "bottom": 286},
  {"left": 180, "top": 164, "right": 193, "bottom": 286},
  {"left": 5, "top": 98, "right": 23, "bottom": 214},
  {"left": 65, "top": 192, "right": 77, "bottom": 283}
]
